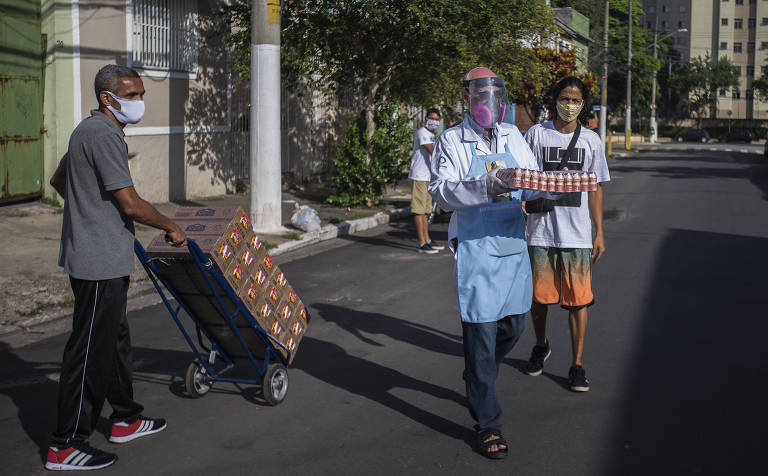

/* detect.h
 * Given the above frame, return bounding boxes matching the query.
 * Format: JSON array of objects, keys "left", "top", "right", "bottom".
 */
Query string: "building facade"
[
  {"left": 1, "top": 0, "right": 336, "bottom": 205},
  {"left": 553, "top": 7, "right": 591, "bottom": 73},
  {"left": 641, "top": 0, "right": 768, "bottom": 120}
]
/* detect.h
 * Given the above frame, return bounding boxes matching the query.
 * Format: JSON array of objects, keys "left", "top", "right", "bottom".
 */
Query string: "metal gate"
[{"left": 0, "top": 0, "right": 44, "bottom": 203}]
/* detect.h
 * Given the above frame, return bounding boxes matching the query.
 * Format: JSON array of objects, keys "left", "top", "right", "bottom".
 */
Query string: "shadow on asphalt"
[
  {"left": 292, "top": 335, "right": 473, "bottom": 447},
  {"left": 312, "top": 303, "right": 462, "bottom": 354},
  {"left": 503, "top": 357, "right": 570, "bottom": 390},
  {"left": 0, "top": 341, "right": 59, "bottom": 463},
  {"left": 601, "top": 229, "right": 768, "bottom": 475},
  {"left": 615, "top": 151, "right": 768, "bottom": 201},
  {"left": 337, "top": 220, "right": 451, "bottom": 252}
]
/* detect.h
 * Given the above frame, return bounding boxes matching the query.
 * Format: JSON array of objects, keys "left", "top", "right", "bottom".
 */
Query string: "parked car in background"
[
  {"left": 720, "top": 128, "right": 754, "bottom": 143},
  {"left": 675, "top": 129, "right": 710, "bottom": 143}
]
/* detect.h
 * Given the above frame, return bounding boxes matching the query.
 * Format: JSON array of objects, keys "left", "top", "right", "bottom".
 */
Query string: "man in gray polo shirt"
[{"left": 45, "top": 65, "right": 186, "bottom": 471}]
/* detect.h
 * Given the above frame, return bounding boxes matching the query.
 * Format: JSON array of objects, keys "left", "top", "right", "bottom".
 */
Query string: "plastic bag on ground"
[{"left": 290, "top": 204, "right": 321, "bottom": 232}]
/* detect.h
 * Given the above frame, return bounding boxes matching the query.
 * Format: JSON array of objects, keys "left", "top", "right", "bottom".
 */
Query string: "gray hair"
[{"left": 94, "top": 65, "right": 139, "bottom": 105}]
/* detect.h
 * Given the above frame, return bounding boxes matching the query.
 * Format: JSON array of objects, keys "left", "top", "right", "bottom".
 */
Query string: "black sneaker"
[
  {"left": 525, "top": 341, "right": 551, "bottom": 376},
  {"left": 427, "top": 240, "right": 445, "bottom": 251},
  {"left": 568, "top": 365, "right": 590, "bottom": 392},
  {"left": 45, "top": 441, "right": 117, "bottom": 471},
  {"left": 417, "top": 243, "right": 439, "bottom": 254},
  {"left": 109, "top": 415, "right": 167, "bottom": 443}
]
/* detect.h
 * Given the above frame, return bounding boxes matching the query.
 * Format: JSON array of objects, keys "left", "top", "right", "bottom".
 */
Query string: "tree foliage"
[
  {"left": 510, "top": 47, "right": 598, "bottom": 124},
  {"left": 671, "top": 54, "right": 739, "bottom": 126},
  {"left": 326, "top": 101, "right": 412, "bottom": 207}
]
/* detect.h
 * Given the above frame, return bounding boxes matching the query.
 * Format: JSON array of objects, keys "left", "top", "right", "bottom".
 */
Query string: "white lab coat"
[{"left": 428, "top": 116, "right": 540, "bottom": 248}]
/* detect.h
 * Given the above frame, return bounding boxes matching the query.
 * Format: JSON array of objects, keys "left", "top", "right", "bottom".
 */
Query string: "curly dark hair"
[{"left": 549, "top": 76, "right": 590, "bottom": 125}]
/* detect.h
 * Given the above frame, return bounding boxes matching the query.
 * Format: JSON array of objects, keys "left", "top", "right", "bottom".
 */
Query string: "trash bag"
[{"left": 290, "top": 204, "right": 321, "bottom": 232}]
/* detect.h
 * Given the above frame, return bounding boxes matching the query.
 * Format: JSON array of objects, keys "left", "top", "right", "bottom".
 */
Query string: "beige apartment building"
[{"left": 641, "top": 0, "right": 768, "bottom": 120}]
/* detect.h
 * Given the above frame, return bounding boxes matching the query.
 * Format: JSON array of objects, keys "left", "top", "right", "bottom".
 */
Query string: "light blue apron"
[{"left": 455, "top": 142, "right": 532, "bottom": 323}]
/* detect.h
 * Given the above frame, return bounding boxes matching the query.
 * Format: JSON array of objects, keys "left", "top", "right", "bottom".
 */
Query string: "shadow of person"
[
  {"left": 293, "top": 336, "right": 473, "bottom": 446},
  {"left": 0, "top": 341, "right": 60, "bottom": 464},
  {"left": 502, "top": 357, "right": 569, "bottom": 388},
  {"left": 312, "top": 303, "right": 463, "bottom": 356}
]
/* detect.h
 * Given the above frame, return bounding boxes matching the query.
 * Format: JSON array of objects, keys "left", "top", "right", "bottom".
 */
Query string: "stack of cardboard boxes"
[{"left": 145, "top": 207, "right": 309, "bottom": 364}]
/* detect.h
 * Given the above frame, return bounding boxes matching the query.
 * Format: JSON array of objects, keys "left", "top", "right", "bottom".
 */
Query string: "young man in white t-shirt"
[
  {"left": 409, "top": 109, "right": 444, "bottom": 254},
  {"left": 523, "top": 76, "right": 610, "bottom": 392}
]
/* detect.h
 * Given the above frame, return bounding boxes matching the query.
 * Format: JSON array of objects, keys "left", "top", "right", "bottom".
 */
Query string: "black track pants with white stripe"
[{"left": 51, "top": 276, "right": 144, "bottom": 446}]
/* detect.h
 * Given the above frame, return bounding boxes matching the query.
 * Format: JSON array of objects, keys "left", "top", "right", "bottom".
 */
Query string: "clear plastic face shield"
[{"left": 464, "top": 76, "right": 509, "bottom": 128}]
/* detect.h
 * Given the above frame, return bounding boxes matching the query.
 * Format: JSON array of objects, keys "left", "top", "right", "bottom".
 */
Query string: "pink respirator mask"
[{"left": 464, "top": 76, "right": 509, "bottom": 128}]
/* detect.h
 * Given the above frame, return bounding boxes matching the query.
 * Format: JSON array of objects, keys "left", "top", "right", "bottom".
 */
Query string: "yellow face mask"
[{"left": 556, "top": 101, "right": 583, "bottom": 123}]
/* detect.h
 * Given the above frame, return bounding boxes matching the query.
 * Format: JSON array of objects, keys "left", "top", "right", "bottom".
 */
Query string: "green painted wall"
[{"left": 0, "top": 0, "right": 44, "bottom": 202}]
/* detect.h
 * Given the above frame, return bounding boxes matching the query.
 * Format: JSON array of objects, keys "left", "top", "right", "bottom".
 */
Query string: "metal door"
[{"left": 0, "top": 0, "right": 43, "bottom": 203}]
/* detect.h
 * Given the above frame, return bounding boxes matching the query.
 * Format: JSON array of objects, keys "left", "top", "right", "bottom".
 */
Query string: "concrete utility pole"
[
  {"left": 625, "top": 0, "right": 632, "bottom": 150},
  {"left": 250, "top": 1, "right": 284, "bottom": 232},
  {"left": 599, "top": 0, "right": 609, "bottom": 152},
  {"left": 650, "top": 23, "right": 658, "bottom": 143}
]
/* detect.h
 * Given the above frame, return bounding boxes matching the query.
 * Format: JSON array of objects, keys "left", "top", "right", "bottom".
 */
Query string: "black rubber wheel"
[
  {"left": 262, "top": 363, "right": 288, "bottom": 406},
  {"left": 185, "top": 361, "right": 211, "bottom": 398}
]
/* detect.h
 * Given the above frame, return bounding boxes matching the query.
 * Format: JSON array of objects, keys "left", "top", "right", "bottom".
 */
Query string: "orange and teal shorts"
[{"left": 529, "top": 246, "right": 594, "bottom": 309}]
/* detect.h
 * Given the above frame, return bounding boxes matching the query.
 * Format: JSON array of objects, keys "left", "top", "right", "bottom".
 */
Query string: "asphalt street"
[{"left": 1, "top": 147, "right": 767, "bottom": 475}]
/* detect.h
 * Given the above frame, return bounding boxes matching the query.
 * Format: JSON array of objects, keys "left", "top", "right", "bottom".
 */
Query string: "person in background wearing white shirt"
[
  {"left": 429, "top": 67, "right": 559, "bottom": 460},
  {"left": 523, "top": 76, "right": 610, "bottom": 392},
  {"left": 409, "top": 108, "right": 444, "bottom": 254}
]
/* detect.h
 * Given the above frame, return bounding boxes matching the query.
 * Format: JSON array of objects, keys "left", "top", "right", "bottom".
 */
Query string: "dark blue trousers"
[{"left": 462, "top": 314, "right": 525, "bottom": 432}]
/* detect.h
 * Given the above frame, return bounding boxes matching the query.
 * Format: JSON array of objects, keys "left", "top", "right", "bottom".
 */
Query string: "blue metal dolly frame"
[{"left": 135, "top": 238, "right": 290, "bottom": 405}]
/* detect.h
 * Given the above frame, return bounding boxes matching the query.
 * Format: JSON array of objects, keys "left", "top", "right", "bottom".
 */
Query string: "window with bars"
[{"left": 131, "top": 0, "right": 199, "bottom": 72}]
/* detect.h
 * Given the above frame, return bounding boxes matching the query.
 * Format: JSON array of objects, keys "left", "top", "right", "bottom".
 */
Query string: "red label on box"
[
  {"left": 247, "top": 284, "right": 259, "bottom": 300},
  {"left": 300, "top": 306, "right": 307, "bottom": 321},
  {"left": 242, "top": 250, "right": 253, "bottom": 266},
  {"left": 250, "top": 235, "right": 262, "bottom": 250},
  {"left": 263, "top": 254, "right": 273, "bottom": 270},
  {"left": 218, "top": 242, "right": 232, "bottom": 260},
  {"left": 275, "top": 272, "right": 287, "bottom": 287},
  {"left": 269, "top": 287, "right": 280, "bottom": 303},
  {"left": 270, "top": 320, "right": 282, "bottom": 336},
  {"left": 289, "top": 290, "right": 297, "bottom": 304},
  {"left": 232, "top": 265, "right": 244, "bottom": 281},
  {"left": 256, "top": 268, "right": 267, "bottom": 285},
  {"left": 260, "top": 303, "right": 272, "bottom": 318},
  {"left": 230, "top": 228, "right": 242, "bottom": 245},
  {"left": 291, "top": 321, "right": 303, "bottom": 335},
  {"left": 281, "top": 303, "right": 292, "bottom": 320},
  {"left": 239, "top": 213, "right": 251, "bottom": 230},
  {"left": 286, "top": 337, "right": 296, "bottom": 352}
]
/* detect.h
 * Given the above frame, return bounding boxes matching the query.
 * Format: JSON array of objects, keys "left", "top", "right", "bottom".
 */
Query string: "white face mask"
[
  {"left": 106, "top": 91, "right": 145, "bottom": 124},
  {"left": 425, "top": 119, "right": 440, "bottom": 132},
  {"left": 556, "top": 101, "right": 583, "bottom": 123}
]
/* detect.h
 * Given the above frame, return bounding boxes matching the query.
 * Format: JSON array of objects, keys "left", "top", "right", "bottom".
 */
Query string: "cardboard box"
[{"left": 145, "top": 206, "right": 308, "bottom": 364}]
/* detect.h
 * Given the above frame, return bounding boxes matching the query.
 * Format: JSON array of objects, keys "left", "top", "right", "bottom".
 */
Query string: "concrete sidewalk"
[{"left": 0, "top": 182, "right": 413, "bottom": 337}]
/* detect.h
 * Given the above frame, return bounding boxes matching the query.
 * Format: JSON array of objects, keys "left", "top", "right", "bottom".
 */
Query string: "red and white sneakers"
[
  {"left": 45, "top": 441, "right": 117, "bottom": 471},
  {"left": 108, "top": 416, "right": 167, "bottom": 444}
]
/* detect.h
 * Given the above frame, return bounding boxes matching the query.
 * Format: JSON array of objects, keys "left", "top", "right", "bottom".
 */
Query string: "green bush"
[{"left": 327, "top": 101, "right": 412, "bottom": 207}]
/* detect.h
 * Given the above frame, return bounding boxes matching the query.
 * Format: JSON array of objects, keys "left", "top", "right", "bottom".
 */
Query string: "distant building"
[
  {"left": 553, "top": 7, "right": 591, "bottom": 73},
  {"left": 640, "top": 0, "right": 768, "bottom": 120}
]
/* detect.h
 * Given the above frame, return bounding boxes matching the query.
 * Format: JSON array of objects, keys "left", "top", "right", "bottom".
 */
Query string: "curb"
[
  {"left": 3, "top": 205, "right": 411, "bottom": 337},
  {"left": 270, "top": 205, "right": 411, "bottom": 256}
]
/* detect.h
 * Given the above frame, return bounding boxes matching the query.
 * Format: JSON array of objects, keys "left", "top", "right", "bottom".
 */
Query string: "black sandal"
[{"left": 476, "top": 428, "right": 508, "bottom": 459}]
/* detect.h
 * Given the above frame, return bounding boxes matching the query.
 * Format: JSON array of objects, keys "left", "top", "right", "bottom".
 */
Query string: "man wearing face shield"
[
  {"left": 428, "top": 67, "right": 559, "bottom": 459},
  {"left": 45, "top": 65, "right": 186, "bottom": 471}
]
